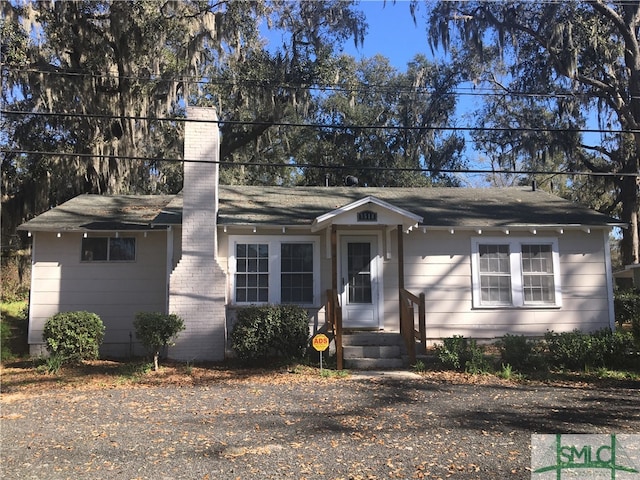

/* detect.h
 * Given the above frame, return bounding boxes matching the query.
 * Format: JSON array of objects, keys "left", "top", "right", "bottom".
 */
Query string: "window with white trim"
[
  {"left": 280, "top": 243, "right": 314, "bottom": 304},
  {"left": 229, "top": 236, "right": 320, "bottom": 306},
  {"left": 235, "top": 243, "right": 269, "bottom": 303},
  {"left": 471, "top": 237, "right": 561, "bottom": 308}
]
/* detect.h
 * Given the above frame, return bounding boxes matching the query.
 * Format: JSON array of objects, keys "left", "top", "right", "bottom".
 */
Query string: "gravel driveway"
[{"left": 2, "top": 371, "right": 639, "bottom": 479}]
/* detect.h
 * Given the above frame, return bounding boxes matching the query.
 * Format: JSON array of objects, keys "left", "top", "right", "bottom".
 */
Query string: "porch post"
[
  {"left": 331, "top": 225, "right": 343, "bottom": 370},
  {"left": 397, "top": 225, "right": 416, "bottom": 364},
  {"left": 331, "top": 225, "right": 338, "bottom": 293},
  {"left": 397, "top": 225, "right": 405, "bottom": 315}
]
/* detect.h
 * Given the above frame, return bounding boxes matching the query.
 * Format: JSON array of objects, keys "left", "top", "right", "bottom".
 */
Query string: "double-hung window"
[
  {"left": 235, "top": 243, "right": 269, "bottom": 303},
  {"left": 471, "top": 237, "right": 561, "bottom": 308},
  {"left": 230, "top": 236, "right": 319, "bottom": 306},
  {"left": 280, "top": 243, "right": 314, "bottom": 304}
]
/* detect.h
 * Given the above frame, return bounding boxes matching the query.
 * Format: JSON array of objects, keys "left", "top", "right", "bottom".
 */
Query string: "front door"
[{"left": 340, "top": 236, "right": 380, "bottom": 329}]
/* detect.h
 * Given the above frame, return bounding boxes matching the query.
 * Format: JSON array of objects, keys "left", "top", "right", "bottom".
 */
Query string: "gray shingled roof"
[
  {"left": 18, "top": 186, "right": 623, "bottom": 232},
  {"left": 18, "top": 194, "right": 175, "bottom": 232},
  {"left": 210, "top": 186, "right": 621, "bottom": 227}
]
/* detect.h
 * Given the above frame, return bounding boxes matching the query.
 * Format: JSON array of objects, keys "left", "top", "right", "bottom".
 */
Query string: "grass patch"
[
  {"left": 1, "top": 301, "right": 29, "bottom": 361},
  {"left": 320, "top": 368, "right": 350, "bottom": 378}
]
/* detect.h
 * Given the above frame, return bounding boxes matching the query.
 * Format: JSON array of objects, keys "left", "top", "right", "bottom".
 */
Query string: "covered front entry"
[
  {"left": 313, "top": 194, "right": 423, "bottom": 333},
  {"left": 312, "top": 196, "right": 425, "bottom": 369},
  {"left": 340, "top": 235, "right": 381, "bottom": 329}
]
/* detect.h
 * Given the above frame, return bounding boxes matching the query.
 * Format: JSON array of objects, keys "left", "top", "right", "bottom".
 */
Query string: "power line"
[
  {"left": 0, "top": 67, "right": 615, "bottom": 100},
  {"left": 0, "top": 109, "right": 630, "bottom": 134},
  {"left": 1, "top": 148, "right": 637, "bottom": 178}
]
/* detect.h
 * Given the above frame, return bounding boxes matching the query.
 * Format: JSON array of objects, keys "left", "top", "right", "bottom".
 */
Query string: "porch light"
[
  {"left": 27, "top": 231, "right": 31, "bottom": 237},
  {"left": 57, "top": 232, "right": 61, "bottom": 238},
  {"left": 223, "top": 226, "right": 227, "bottom": 233},
  {"left": 83, "top": 232, "right": 88, "bottom": 238},
  {"left": 422, "top": 227, "right": 427, "bottom": 234},
  {"left": 583, "top": 227, "right": 591, "bottom": 234},
  {"left": 449, "top": 229, "right": 455, "bottom": 235},
  {"left": 557, "top": 228, "right": 564, "bottom": 235},
  {"left": 503, "top": 229, "right": 510, "bottom": 235},
  {"left": 476, "top": 229, "right": 482, "bottom": 235},
  {"left": 531, "top": 229, "right": 537, "bottom": 235},
  {"left": 282, "top": 227, "right": 286, "bottom": 233},
  {"left": 253, "top": 227, "right": 257, "bottom": 233}
]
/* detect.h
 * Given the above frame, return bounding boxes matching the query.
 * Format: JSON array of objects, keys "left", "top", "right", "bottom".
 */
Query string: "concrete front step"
[
  {"left": 345, "top": 357, "right": 405, "bottom": 370},
  {"left": 342, "top": 332, "right": 407, "bottom": 370},
  {"left": 343, "top": 345, "right": 402, "bottom": 359},
  {"left": 342, "top": 332, "right": 405, "bottom": 346}
]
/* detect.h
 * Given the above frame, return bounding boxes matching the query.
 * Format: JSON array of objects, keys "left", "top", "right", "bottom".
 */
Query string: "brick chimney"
[{"left": 168, "top": 107, "right": 226, "bottom": 361}]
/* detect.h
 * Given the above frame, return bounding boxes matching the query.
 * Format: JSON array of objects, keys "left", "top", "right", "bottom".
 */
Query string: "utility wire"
[
  {"left": 1, "top": 67, "right": 601, "bottom": 99},
  {"left": 1, "top": 148, "right": 637, "bottom": 177},
  {"left": 0, "top": 109, "right": 630, "bottom": 134}
]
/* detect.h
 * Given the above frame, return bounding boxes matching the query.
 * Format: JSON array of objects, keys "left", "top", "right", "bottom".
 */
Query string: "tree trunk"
[{"left": 621, "top": 174, "right": 640, "bottom": 265}]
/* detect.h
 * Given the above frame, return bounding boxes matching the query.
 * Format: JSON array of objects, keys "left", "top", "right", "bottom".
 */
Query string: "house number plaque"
[{"left": 357, "top": 210, "right": 377, "bottom": 222}]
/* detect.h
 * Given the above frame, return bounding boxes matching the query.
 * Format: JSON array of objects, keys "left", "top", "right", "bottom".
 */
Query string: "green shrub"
[
  {"left": 231, "top": 305, "right": 310, "bottom": 364},
  {"left": 133, "top": 312, "right": 185, "bottom": 371},
  {"left": 465, "top": 339, "right": 490, "bottom": 374},
  {"left": 544, "top": 329, "right": 635, "bottom": 371},
  {"left": 496, "top": 334, "right": 545, "bottom": 371},
  {"left": 435, "top": 335, "right": 469, "bottom": 370},
  {"left": 544, "top": 330, "right": 590, "bottom": 370},
  {"left": 42, "top": 311, "right": 105, "bottom": 362},
  {"left": 614, "top": 289, "right": 640, "bottom": 326},
  {"left": 436, "top": 336, "right": 490, "bottom": 373},
  {"left": 617, "top": 290, "right": 640, "bottom": 345},
  {"left": 591, "top": 329, "right": 636, "bottom": 370}
]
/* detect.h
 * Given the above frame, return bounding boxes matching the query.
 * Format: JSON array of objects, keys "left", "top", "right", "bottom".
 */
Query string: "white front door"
[{"left": 340, "top": 236, "right": 380, "bottom": 329}]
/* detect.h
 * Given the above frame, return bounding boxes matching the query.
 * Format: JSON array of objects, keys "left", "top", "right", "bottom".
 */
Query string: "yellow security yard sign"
[
  {"left": 312, "top": 333, "right": 330, "bottom": 374},
  {"left": 312, "top": 333, "right": 330, "bottom": 352}
]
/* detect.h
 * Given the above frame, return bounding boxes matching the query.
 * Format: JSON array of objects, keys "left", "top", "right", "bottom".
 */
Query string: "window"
[
  {"left": 521, "top": 244, "right": 555, "bottom": 304},
  {"left": 81, "top": 237, "right": 135, "bottom": 262},
  {"left": 471, "top": 238, "right": 561, "bottom": 308},
  {"left": 281, "top": 243, "right": 314, "bottom": 304},
  {"left": 478, "top": 244, "right": 512, "bottom": 305},
  {"left": 235, "top": 243, "right": 269, "bottom": 303},
  {"left": 230, "top": 236, "right": 319, "bottom": 305}
]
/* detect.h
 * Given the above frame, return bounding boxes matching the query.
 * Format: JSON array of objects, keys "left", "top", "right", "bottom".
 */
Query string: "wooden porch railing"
[
  {"left": 399, "top": 288, "right": 426, "bottom": 365},
  {"left": 326, "top": 288, "right": 344, "bottom": 370}
]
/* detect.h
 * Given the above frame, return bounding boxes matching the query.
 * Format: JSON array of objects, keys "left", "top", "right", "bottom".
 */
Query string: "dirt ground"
[{"left": 1, "top": 361, "right": 639, "bottom": 480}]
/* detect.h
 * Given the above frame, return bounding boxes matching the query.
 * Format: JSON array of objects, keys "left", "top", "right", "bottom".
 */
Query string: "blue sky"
[{"left": 342, "top": 1, "right": 432, "bottom": 68}]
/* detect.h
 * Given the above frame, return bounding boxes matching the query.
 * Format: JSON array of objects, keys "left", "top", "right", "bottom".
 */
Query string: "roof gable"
[{"left": 311, "top": 195, "right": 423, "bottom": 232}]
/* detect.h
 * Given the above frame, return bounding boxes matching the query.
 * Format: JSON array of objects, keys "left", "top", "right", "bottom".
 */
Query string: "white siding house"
[{"left": 19, "top": 107, "right": 625, "bottom": 363}]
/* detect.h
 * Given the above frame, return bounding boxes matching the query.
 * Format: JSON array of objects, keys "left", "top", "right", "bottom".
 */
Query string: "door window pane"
[{"left": 348, "top": 242, "right": 372, "bottom": 304}]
